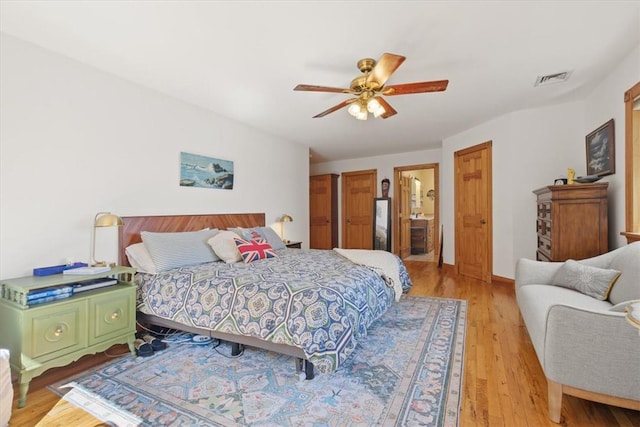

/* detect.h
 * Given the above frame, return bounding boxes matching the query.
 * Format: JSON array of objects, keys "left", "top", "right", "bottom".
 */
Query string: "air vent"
[{"left": 534, "top": 71, "right": 572, "bottom": 87}]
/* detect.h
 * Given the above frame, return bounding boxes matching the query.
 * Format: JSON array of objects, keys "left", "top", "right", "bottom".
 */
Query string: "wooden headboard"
[{"left": 119, "top": 213, "right": 265, "bottom": 266}]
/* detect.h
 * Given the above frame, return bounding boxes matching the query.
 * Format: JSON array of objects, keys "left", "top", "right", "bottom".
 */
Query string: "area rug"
[{"left": 50, "top": 296, "right": 466, "bottom": 426}]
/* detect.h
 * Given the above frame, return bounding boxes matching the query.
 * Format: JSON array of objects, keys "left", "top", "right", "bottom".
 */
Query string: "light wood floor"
[{"left": 9, "top": 261, "right": 640, "bottom": 426}]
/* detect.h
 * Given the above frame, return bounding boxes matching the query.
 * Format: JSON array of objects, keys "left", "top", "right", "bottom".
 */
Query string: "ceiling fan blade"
[
  {"left": 294, "top": 84, "right": 350, "bottom": 93},
  {"left": 312, "top": 98, "right": 357, "bottom": 118},
  {"left": 375, "top": 97, "right": 397, "bottom": 119},
  {"left": 382, "top": 80, "right": 449, "bottom": 96},
  {"left": 366, "top": 53, "right": 406, "bottom": 88}
]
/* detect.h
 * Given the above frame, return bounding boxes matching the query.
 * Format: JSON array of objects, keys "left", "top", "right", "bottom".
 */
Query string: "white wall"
[
  {"left": 584, "top": 44, "right": 640, "bottom": 249},
  {"left": 310, "top": 148, "right": 442, "bottom": 246},
  {"left": 441, "top": 43, "right": 639, "bottom": 279},
  {"left": 0, "top": 34, "right": 310, "bottom": 278},
  {"left": 442, "top": 102, "right": 585, "bottom": 278}
]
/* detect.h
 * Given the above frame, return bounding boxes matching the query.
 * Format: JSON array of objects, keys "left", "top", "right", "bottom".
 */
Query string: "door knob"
[{"left": 480, "top": 219, "right": 487, "bottom": 224}]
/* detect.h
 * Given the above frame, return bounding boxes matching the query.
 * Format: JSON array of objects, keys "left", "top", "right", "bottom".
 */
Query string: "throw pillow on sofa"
[{"left": 551, "top": 259, "right": 621, "bottom": 300}]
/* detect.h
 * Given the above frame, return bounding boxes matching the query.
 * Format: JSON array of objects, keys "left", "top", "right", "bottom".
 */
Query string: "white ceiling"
[{"left": 1, "top": 1, "right": 639, "bottom": 163}]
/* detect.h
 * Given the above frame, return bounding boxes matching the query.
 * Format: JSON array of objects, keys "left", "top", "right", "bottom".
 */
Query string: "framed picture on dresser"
[{"left": 373, "top": 198, "right": 391, "bottom": 252}]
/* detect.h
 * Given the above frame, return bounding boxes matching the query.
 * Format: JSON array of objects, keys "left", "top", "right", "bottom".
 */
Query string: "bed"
[{"left": 120, "top": 213, "right": 412, "bottom": 379}]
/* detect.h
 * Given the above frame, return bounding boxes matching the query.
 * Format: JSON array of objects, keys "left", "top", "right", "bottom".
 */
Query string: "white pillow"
[
  {"left": 208, "top": 230, "right": 242, "bottom": 263},
  {"left": 125, "top": 243, "right": 158, "bottom": 274},
  {"left": 141, "top": 229, "right": 219, "bottom": 271}
]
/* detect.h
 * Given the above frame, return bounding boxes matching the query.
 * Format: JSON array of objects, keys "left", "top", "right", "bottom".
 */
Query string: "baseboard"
[
  {"left": 439, "top": 264, "right": 513, "bottom": 286},
  {"left": 492, "top": 275, "right": 514, "bottom": 286}
]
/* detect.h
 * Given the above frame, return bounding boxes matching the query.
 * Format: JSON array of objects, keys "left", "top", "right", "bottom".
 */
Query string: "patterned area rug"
[{"left": 51, "top": 296, "right": 466, "bottom": 426}]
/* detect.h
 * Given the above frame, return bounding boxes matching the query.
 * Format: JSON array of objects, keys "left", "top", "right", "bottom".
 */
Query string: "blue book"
[
  {"left": 27, "top": 285, "right": 74, "bottom": 301},
  {"left": 28, "top": 292, "right": 73, "bottom": 306}
]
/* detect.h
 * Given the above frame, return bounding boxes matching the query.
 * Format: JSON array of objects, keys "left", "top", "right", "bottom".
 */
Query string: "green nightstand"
[{"left": 0, "top": 266, "right": 137, "bottom": 407}]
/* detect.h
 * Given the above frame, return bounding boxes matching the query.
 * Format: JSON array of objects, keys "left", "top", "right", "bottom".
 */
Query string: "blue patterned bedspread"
[{"left": 136, "top": 248, "right": 412, "bottom": 373}]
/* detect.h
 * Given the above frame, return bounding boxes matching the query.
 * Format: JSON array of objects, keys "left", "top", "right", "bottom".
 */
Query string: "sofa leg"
[{"left": 547, "top": 378, "right": 563, "bottom": 423}]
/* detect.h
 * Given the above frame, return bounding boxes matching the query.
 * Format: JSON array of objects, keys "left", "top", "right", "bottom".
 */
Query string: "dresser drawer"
[
  {"left": 536, "top": 219, "right": 551, "bottom": 237},
  {"left": 89, "top": 288, "right": 135, "bottom": 345},
  {"left": 536, "top": 250, "right": 551, "bottom": 262},
  {"left": 25, "top": 301, "right": 86, "bottom": 362},
  {"left": 537, "top": 235, "right": 552, "bottom": 259},
  {"left": 537, "top": 202, "right": 551, "bottom": 219}
]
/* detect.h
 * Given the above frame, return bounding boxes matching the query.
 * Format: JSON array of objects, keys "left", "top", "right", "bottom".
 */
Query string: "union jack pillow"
[{"left": 233, "top": 237, "right": 278, "bottom": 263}]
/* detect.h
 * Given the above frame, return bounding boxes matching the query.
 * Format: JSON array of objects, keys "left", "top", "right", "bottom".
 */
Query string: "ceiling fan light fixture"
[
  {"left": 367, "top": 98, "right": 386, "bottom": 118},
  {"left": 367, "top": 98, "right": 381, "bottom": 113},
  {"left": 348, "top": 102, "right": 362, "bottom": 117}
]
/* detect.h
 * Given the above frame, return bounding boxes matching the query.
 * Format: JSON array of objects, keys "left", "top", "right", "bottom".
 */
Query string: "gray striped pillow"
[{"left": 141, "top": 229, "right": 219, "bottom": 271}]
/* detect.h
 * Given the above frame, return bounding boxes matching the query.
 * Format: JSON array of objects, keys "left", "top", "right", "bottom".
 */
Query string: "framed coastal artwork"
[
  {"left": 179, "top": 152, "right": 234, "bottom": 190},
  {"left": 373, "top": 197, "right": 391, "bottom": 252},
  {"left": 585, "top": 119, "right": 615, "bottom": 177}
]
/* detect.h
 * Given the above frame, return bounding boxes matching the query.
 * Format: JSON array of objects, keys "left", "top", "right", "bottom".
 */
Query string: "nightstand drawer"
[
  {"left": 89, "top": 288, "right": 135, "bottom": 345},
  {"left": 26, "top": 301, "right": 86, "bottom": 362}
]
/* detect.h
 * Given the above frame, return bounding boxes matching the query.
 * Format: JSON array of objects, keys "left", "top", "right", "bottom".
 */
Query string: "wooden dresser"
[{"left": 533, "top": 183, "right": 608, "bottom": 262}]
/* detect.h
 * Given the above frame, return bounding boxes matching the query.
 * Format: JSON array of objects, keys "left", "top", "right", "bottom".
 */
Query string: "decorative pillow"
[
  {"left": 256, "top": 226, "right": 286, "bottom": 250},
  {"left": 233, "top": 237, "right": 278, "bottom": 263},
  {"left": 551, "top": 259, "right": 621, "bottom": 300},
  {"left": 125, "top": 243, "right": 158, "bottom": 274},
  {"left": 208, "top": 230, "right": 243, "bottom": 263},
  {"left": 141, "top": 229, "right": 219, "bottom": 271},
  {"left": 228, "top": 227, "right": 262, "bottom": 241}
]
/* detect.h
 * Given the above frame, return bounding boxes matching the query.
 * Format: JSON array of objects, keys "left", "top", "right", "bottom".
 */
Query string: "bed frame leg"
[
  {"left": 231, "top": 342, "right": 243, "bottom": 356},
  {"left": 304, "top": 360, "right": 314, "bottom": 380},
  {"left": 294, "top": 358, "right": 314, "bottom": 379}
]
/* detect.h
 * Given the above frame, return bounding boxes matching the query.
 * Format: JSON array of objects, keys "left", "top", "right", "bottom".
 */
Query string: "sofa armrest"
[
  {"left": 515, "top": 258, "right": 563, "bottom": 289},
  {"left": 543, "top": 305, "right": 640, "bottom": 401}
]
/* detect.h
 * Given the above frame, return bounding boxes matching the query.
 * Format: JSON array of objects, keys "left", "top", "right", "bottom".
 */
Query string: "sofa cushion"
[
  {"left": 608, "top": 242, "right": 640, "bottom": 305},
  {"left": 551, "top": 260, "right": 620, "bottom": 300}
]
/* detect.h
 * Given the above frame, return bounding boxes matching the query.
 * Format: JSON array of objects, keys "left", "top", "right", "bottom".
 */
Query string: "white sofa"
[
  {"left": 0, "top": 349, "right": 12, "bottom": 427},
  {"left": 515, "top": 242, "right": 640, "bottom": 423}
]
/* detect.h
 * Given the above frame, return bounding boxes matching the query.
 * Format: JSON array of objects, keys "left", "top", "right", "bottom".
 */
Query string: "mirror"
[{"left": 373, "top": 198, "right": 391, "bottom": 251}]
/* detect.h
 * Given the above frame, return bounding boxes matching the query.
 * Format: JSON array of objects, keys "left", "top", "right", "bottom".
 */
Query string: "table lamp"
[
  {"left": 91, "top": 212, "right": 123, "bottom": 266},
  {"left": 280, "top": 214, "right": 293, "bottom": 244}
]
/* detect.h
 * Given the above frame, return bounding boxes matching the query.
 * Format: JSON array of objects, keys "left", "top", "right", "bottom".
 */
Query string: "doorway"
[{"left": 393, "top": 163, "right": 439, "bottom": 262}]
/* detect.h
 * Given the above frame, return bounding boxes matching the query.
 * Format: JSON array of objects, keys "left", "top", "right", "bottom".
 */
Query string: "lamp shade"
[
  {"left": 91, "top": 212, "right": 123, "bottom": 266},
  {"left": 281, "top": 214, "right": 293, "bottom": 223},
  {"left": 94, "top": 213, "right": 123, "bottom": 227}
]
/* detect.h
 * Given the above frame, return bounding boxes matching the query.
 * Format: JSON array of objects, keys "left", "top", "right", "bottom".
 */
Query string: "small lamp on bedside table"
[
  {"left": 91, "top": 212, "right": 123, "bottom": 266},
  {"left": 279, "top": 214, "right": 293, "bottom": 244}
]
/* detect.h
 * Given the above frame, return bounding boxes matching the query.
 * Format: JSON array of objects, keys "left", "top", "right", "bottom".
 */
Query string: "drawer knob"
[
  {"left": 54, "top": 326, "right": 64, "bottom": 337},
  {"left": 111, "top": 310, "right": 121, "bottom": 320}
]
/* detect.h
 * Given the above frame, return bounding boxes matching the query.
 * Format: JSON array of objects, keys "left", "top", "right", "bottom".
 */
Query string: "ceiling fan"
[{"left": 294, "top": 53, "right": 448, "bottom": 120}]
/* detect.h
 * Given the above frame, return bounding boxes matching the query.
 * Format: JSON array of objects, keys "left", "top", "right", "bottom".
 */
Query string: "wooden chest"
[{"left": 533, "top": 183, "right": 608, "bottom": 262}]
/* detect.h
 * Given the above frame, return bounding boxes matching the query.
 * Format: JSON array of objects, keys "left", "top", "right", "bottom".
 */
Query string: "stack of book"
[
  {"left": 26, "top": 278, "right": 118, "bottom": 307},
  {"left": 26, "top": 285, "right": 73, "bottom": 306}
]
